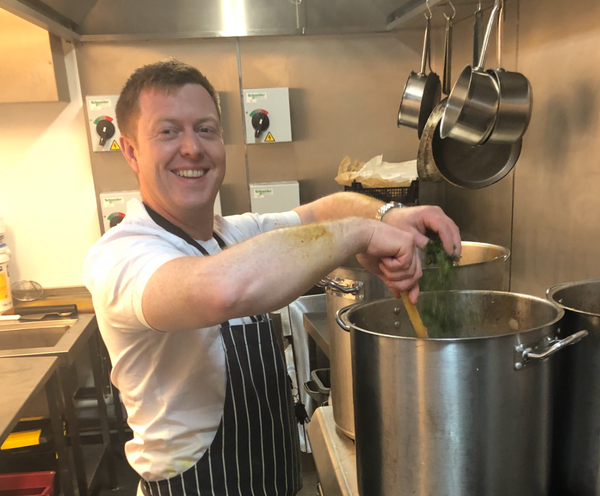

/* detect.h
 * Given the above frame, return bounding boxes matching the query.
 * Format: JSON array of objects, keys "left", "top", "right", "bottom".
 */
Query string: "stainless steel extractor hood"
[{"left": 0, "top": 0, "right": 459, "bottom": 41}]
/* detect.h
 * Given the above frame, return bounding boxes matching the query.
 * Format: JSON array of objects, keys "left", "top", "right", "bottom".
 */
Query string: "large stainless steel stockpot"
[
  {"left": 547, "top": 279, "right": 600, "bottom": 496},
  {"left": 323, "top": 241, "right": 510, "bottom": 439},
  {"left": 337, "top": 291, "right": 587, "bottom": 496}
]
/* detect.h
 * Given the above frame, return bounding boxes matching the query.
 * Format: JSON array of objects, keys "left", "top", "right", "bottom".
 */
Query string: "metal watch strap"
[{"left": 375, "top": 201, "right": 404, "bottom": 221}]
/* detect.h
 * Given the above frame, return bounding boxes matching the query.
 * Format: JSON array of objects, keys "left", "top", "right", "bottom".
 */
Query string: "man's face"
[{"left": 123, "top": 84, "right": 225, "bottom": 217}]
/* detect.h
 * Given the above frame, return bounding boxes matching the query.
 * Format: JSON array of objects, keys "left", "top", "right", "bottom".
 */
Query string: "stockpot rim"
[
  {"left": 343, "top": 289, "right": 564, "bottom": 342},
  {"left": 432, "top": 241, "right": 510, "bottom": 269},
  {"left": 547, "top": 279, "right": 600, "bottom": 319}
]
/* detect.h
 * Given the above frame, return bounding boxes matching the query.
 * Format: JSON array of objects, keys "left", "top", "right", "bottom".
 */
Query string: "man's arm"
[
  {"left": 142, "top": 217, "right": 421, "bottom": 332},
  {"left": 293, "top": 192, "right": 461, "bottom": 256}
]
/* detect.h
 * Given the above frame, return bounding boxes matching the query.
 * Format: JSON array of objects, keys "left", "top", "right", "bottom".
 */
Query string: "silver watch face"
[{"left": 377, "top": 202, "right": 403, "bottom": 221}]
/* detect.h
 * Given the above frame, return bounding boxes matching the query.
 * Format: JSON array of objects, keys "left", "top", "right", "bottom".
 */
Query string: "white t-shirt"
[{"left": 83, "top": 199, "right": 301, "bottom": 481}]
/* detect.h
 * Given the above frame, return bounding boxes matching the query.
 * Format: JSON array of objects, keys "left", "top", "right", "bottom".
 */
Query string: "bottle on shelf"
[{"left": 0, "top": 216, "right": 14, "bottom": 315}]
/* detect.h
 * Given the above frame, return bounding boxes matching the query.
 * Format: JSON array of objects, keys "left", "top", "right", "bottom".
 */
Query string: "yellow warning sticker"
[
  {"left": 110, "top": 140, "right": 121, "bottom": 150},
  {"left": 265, "top": 132, "right": 275, "bottom": 142}
]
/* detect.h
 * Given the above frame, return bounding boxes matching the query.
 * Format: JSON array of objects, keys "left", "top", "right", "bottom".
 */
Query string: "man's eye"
[
  {"left": 161, "top": 129, "right": 174, "bottom": 135},
  {"left": 199, "top": 126, "right": 216, "bottom": 134}
]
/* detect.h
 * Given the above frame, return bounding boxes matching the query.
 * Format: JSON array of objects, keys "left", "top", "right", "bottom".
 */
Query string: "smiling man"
[{"left": 84, "top": 59, "right": 460, "bottom": 496}]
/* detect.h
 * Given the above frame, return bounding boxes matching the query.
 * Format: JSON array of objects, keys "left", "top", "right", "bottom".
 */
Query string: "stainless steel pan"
[
  {"left": 418, "top": 1, "right": 520, "bottom": 189},
  {"left": 440, "top": 0, "right": 501, "bottom": 145},
  {"left": 397, "top": 11, "right": 441, "bottom": 138},
  {"left": 417, "top": 8, "right": 453, "bottom": 183},
  {"left": 486, "top": 0, "right": 533, "bottom": 144},
  {"left": 418, "top": 98, "right": 522, "bottom": 188}
]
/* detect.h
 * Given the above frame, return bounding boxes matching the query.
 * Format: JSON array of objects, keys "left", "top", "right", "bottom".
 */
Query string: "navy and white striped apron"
[{"left": 140, "top": 205, "right": 302, "bottom": 496}]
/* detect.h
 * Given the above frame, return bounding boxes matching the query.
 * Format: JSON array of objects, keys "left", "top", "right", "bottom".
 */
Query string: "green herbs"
[
  {"left": 422, "top": 239, "right": 460, "bottom": 292},
  {"left": 421, "top": 239, "right": 461, "bottom": 338}
]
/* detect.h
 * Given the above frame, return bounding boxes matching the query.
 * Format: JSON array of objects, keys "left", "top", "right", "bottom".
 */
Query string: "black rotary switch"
[
  {"left": 109, "top": 215, "right": 124, "bottom": 228},
  {"left": 96, "top": 119, "right": 116, "bottom": 146},
  {"left": 251, "top": 111, "right": 270, "bottom": 138}
]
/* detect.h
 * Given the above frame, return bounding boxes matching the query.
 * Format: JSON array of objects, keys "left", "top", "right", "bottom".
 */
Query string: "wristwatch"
[{"left": 375, "top": 201, "right": 404, "bottom": 222}]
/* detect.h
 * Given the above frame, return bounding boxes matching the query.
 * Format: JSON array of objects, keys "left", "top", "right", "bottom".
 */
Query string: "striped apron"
[{"left": 140, "top": 205, "right": 302, "bottom": 496}]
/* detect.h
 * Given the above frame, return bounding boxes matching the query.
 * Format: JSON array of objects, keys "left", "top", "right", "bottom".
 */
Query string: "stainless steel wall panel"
[
  {"left": 76, "top": 38, "right": 250, "bottom": 216},
  {"left": 238, "top": 32, "right": 424, "bottom": 204},
  {"left": 510, "top": 0, "right": 600, "bottom": 297}
]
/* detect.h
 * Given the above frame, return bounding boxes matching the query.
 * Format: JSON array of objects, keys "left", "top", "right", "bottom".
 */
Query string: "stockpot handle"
[
  {"left": 318, "top": 277, "right": 364, "bottom": 294},
  {"left": 336, "top": 305, "right": 355, "bottom": 332},
  {"left": 517, "top": 330, "right": 588, "bottom": 368}
]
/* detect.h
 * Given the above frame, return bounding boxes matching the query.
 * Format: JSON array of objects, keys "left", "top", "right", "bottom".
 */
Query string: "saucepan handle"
[
  {"left": 515, "top": 330, "right": 588, "bottom": 369},
  {"left": 335, "top": 305, "right": 354, "bottom": 332}
]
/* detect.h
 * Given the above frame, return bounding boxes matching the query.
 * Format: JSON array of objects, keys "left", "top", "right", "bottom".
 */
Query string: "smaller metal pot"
[
  {"left": 397, "top": 12, "right": 441, "bottom": 138},
  {"left": 486, "top": 0, "right": 533, "bottom": 144},
  {"left": 440, "top": 0, "right": 501, "bottom": 145}
]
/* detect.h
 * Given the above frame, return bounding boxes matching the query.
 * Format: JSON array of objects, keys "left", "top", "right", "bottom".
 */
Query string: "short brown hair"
[{"left": 115, "top": 59, "right": 220, "bottom": 141}]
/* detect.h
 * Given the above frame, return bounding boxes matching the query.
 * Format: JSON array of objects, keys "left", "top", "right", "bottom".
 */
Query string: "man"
[{"left": 84, "top": 60, "right": 460, "bottom": 496}]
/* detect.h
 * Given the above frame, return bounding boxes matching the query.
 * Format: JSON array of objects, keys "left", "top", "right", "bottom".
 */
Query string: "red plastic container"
[{"left": 0, "top": 471, "right": 55, "bottom": 496}]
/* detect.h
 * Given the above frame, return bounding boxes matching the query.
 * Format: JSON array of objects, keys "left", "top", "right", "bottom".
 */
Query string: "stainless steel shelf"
[{"left": 303, "top": 312, "right": 330, "bottom": 358}]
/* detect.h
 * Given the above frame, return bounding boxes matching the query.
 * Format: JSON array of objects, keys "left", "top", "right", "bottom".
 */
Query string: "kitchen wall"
[
  {"left": 0, "top": 18, "right": 100, "bottom": 288},
  {"left": 76, "top": 30, "right": 435, "bottom": 219},
  {"left": 2, "top": 0, "right": 599, "bottom": 296},
  {"left": 438, "top": 0, "right": 600, "bottom": 297},
  {"left": 511, "top": 0, "right": 600, "bottom": 296}
]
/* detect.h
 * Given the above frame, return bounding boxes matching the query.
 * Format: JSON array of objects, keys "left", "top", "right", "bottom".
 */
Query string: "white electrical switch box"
[
  {"left": 243, "top": 88, "right": 292, "bottom": 144},
  {"left": 99, "top": 190, "right": 223, "bottom": 234},
  {"left": 250, "top": 181, "right": 300, "bottom": 214},
  {"left": 99, "top": 190, "right": 142, "bottom": 233},
  {"left": 86, "top": 95, "right": 122, "bottom": 152}
]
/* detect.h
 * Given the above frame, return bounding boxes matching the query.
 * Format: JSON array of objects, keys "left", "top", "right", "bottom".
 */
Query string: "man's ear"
[{"left": 120, "top": 135, "right": 140, "bottom": 174}]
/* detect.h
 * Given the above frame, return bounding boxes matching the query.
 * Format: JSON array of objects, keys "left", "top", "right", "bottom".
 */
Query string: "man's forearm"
[
  {"left": 142, "top": 217, "right": 375, "bottom": 332},
  {"left": 293, "top": 192, "right": 384, "bottom": 224}
]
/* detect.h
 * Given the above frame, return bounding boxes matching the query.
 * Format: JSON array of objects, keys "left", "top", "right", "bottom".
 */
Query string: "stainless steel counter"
[
  {"left": 304, "top": 310, "right": 359, "bottom": 496},
  {"left": 0, "top": 315, "right": 120, "bottom": 496},
  {"left": 307, "top": 406, "right": 358, "bottom": 496},
  {"left": 0, "top": 313, "right": 97, "bottom": 366},
  {"left": 303, "top": 311, "right": 329, "bottom": 358},
  {"left": 0, "top": 356, "right": 74, "bottom": 495}
]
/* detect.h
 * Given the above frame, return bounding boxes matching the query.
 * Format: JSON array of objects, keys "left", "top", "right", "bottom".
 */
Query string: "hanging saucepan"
[
  {"left": 417, "top": 6, "right": 454, "bottom": 183},
  {"left": 418, "top": 100, "right": 522, "bottom": 189},
  {"left": 418, "top": 3, "right": 521, "bottom": 189},
  {"left": 473, "top": 1, "right": 484, "bottom": 76},
  {"left": 440, "top": 0, "right": 501, "bottom": 145},
  {"left": 397, "top": 9, "right": 441, "bottom": 139},
  {"left": 485, "top": 0, "right": 533, "bottom": 144}
]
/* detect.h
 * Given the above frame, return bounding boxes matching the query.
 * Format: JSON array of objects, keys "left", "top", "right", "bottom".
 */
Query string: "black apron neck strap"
[
  {"left": 143, "top": 203, "right": 226, "bottom": 255},
  {"left": 143, "top": 203, "right": 266, "bottom": 325}
]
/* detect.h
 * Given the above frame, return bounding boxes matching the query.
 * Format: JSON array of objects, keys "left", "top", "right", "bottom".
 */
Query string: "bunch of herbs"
[{"left": 421, "top": 239, "right": 461, "bottom": 338}]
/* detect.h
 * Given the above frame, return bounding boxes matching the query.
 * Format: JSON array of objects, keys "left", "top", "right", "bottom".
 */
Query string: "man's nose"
[{"left": 180, "top": 130, "right": 204, "bottom": 157}]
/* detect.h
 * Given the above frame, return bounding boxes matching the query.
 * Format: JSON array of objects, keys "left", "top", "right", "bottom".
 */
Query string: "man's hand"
[
  {"left": 382, "top": 205, "right": 461, "bottom": 257},
  {"left": 356, "top": 221, "right": 422, "bottom": 303}
]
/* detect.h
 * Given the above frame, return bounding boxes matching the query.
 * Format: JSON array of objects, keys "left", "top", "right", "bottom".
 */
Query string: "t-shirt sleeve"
[
  {"left": 220, "top": 210, "right": 301, "bottom": 243},
  {"left": 84, "top": 231, "right": 186, "bottom": 331}
]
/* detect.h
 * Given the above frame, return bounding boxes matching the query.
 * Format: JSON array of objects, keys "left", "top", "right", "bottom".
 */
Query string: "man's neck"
[{"left": 145, "top": 200, "right": 215, "bottom": 241}]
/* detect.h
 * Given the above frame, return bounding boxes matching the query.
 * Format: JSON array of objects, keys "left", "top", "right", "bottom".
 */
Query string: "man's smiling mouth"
[{"left": 173, "top": 170, "right": 206, "bottom": 178}]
